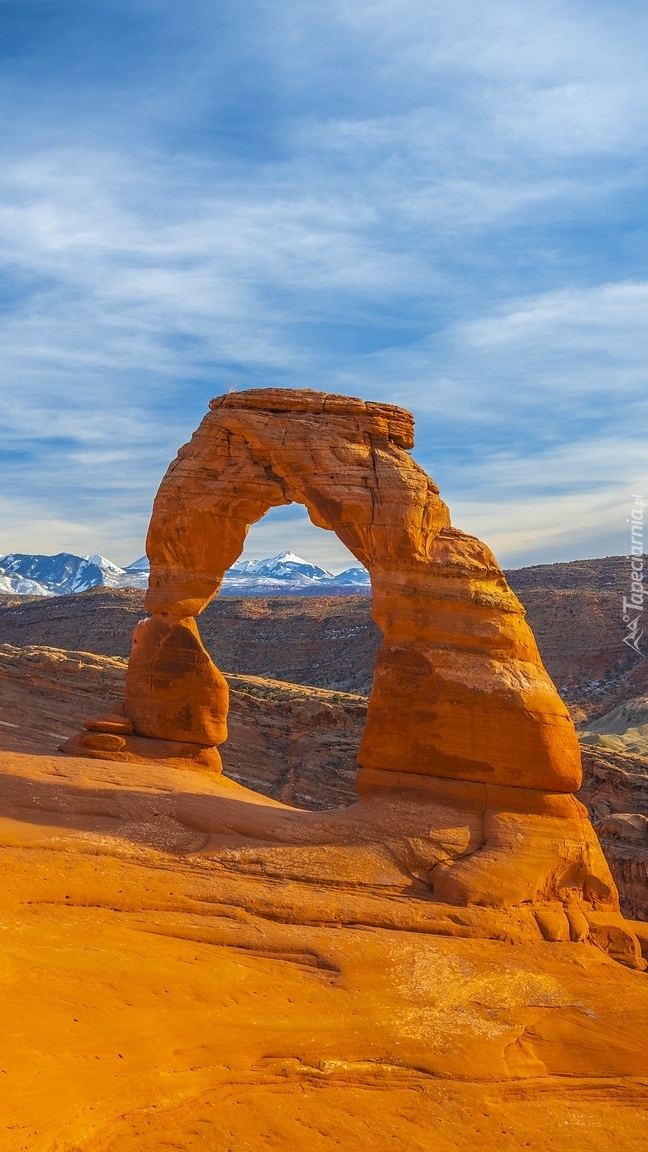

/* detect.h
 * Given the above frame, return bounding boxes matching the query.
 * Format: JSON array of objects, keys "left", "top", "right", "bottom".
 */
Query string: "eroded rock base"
[
  {"left": 1, "top": 748, "right": 647, "bottom": 1151},
  {"left": 53, "top": 734, "right": 647, "bottom": 970},
  {"left": 60, "top": 701, "right": 224, "bottom": 774},
  {"left": 60, "top": 728, "right": 223, "bottom": 772}
]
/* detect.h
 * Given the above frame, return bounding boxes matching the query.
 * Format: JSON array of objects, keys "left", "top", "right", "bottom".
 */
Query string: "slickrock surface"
[
  {"left": 2, "top": 661, "right": 648, "bottom": 1143},
  {"left": 1, "top": 746, "right": 648, "bottom": 1150}
]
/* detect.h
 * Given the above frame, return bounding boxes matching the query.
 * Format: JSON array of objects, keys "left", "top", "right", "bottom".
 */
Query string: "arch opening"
[
  {"left": 185, "top": 508, "right": 379, "bottom": 810},
  {"left": 233, "top": 502, "right": 360, "bottom": 578}
]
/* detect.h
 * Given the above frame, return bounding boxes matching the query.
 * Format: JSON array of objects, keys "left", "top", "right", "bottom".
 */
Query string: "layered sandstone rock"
[
  {"left": 0, "top": 642, "right": 128, "bottom": 749},
  {"left": 0, "top": 642, "right": 364, "bottom": 809},
  {"left": 63, "top": 388, "right": 641, "bottom": 952},
  {"left": 139, "top": 388, "right": 580, "bottom": 793},
  {"left": 579, "top": 746, "right": 648, "bottom": 920}
]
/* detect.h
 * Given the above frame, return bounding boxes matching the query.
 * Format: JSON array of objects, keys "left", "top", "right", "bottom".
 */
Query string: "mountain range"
[{"left": 0, "top": 550, "right": 371, "bottom": 598}]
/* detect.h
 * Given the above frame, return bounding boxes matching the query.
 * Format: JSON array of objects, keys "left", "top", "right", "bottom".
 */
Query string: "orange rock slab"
[{"left": 1, "top": 747, "right": 647, "bottom": 1151}]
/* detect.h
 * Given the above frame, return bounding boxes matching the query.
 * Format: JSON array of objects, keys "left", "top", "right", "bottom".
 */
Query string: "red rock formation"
[
  {"left": 65, "top": 389, "right": 642, "bottom": 955},
  {"left": 361, "top": 526, "right": 581, "bottom": 793},
  {"left": 140, "top": 388, "right": 581, "bottom": 794},
  {"left": 124, "top": 615, "right": 228, "bottom": 746},
  {"left": 2, "top": 741, "right": 648, "bottom": 1148}
]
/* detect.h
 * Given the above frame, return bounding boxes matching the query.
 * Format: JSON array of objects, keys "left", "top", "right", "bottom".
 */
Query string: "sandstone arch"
[
  {"left": 125, "top": 387, "right": 581, "bottom": 796},
  {"left": 61, "top": 386, "right": 645, "bottom": 962}
]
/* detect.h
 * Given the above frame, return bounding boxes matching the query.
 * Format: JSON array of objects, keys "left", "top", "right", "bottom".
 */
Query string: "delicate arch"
[{"left": 123, "top": 388, "right": 582, "bottom": 796}]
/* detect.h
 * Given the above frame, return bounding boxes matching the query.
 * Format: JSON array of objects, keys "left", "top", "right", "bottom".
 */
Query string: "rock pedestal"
[{"left": 124, "top": 615, "right": 228, "bottom": 745}]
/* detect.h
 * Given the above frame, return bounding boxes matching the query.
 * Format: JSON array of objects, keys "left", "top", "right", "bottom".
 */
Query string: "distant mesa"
[{"left": 0, "top": 549, "right": 371, "bottom": 598}]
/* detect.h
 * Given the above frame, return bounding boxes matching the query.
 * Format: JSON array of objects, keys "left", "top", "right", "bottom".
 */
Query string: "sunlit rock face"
[
  {"left": 124, "top": 615, "right": 229, "bottom": 746},
  {"left": 137, "top": 388, "right": 581, "bottom": 792},
  {"left": 79, "top": 386, "right": 618, "bottom": 916}
]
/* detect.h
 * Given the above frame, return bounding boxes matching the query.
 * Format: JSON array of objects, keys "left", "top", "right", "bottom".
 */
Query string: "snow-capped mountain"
[
  {"left": 220, "top": 551, "right": 370, "bottom": 594},
  {"left": 330, "top": 567, "right": 371, "bottom": 586},
  {"left": 83, "top": 554, "right": 149, "bottom": 590},
  {"left": 226, "top": 551, "right": 333, "bottom": 584},
  {"left": 0, "top": 552, "right": 149, "bottom": 596},
  {"left": 0, "top": 569, "right": 53, "bottom": 597},
  {"left": 123, "top": 556, "right": 150, "bottom": 572},
  {"left": 0, "top": 549, "right": 370, "bottom": 598},
  {"left": 0, "top": 552, "right": 106, "bottom": 596}
]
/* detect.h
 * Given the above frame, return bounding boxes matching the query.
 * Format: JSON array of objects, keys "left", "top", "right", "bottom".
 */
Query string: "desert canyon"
[{"left": 1, "top": 388, "right": 647, "bottom": 1150}]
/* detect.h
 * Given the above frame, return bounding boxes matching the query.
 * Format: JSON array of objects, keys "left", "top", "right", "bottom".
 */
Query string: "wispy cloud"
[{"left": 0, "top": 1, "right": 646, "bottom": 566}]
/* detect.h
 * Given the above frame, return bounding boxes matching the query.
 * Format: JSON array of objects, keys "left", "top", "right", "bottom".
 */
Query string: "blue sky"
[{"left": 1, "top": 0, "right": 647, "bottom": 570}]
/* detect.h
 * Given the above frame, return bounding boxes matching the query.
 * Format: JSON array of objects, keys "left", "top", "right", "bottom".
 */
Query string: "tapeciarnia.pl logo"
[{"left": 622, "top": 494, "right": 645, "bottom": 655}]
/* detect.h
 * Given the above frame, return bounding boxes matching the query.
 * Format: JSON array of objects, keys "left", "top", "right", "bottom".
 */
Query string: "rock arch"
[
  {"left": 63, "top": 386, "right": 646, "bottom": 930},
  {"left": 124, "top": 387, "right": 580, "bottom": 795},
  {"left": 63, "top": 387, "right": 648, "bottom": 952}
]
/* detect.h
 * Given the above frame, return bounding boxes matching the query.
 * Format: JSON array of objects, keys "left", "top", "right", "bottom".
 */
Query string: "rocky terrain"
[
  {"left": 0, "top": 553, "right": 644, "bottom": 713},
  {"left": 2, "top": 390, "right": 647, "bottom": 1150},
  {"left": 3, "top": 641, "right": 647, "bottom": 921},
  {"left": 579, "top": 746, "right": 648, "bottom": 921},
  {"left": 504, "top": 555, "right": 647, "bottom": 723},
  {"left": 0, "top": 644, "right": 366, "bottom": 812},
  {"left": 0, "top": 589, "right": 381, "bottom": 695},
  {"left": 3, "top": 738, "right": 647, "bottom": 1150}
]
